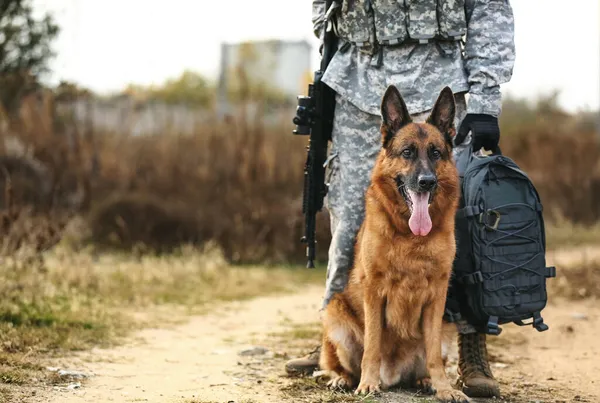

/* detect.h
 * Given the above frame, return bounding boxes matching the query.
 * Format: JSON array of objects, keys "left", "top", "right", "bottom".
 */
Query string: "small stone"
[
  {"left": 58, "top": 370, "right": 91, "bottom": 379},
  {"left": 571, "top": 312, "right": 588, "bottom": 320},
  {"left": 238, "top": 346, "right": 269, "bottom": 356},
  {"left": 67, "top": 382, "right": 81, "bottom": 390},
  {"left": 211, "top": 349, "right": 229, "bottom": 355}
]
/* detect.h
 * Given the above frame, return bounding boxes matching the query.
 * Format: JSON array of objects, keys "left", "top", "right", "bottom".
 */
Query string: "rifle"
[{"left": 292, "top": 0, "right": 339, "bottom": 268}]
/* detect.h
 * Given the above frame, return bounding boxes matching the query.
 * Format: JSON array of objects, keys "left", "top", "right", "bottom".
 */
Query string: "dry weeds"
[
  {"left": 545, "top": 218, "right": 600, "bottom": 249},
  {"left": 0, "top": 88, "right": 598, "bottom": 400},
  {"left": 2, "top": 90, "right": 599, "bottom": 265},
  {"left": 548, "top": 257, "right": 600, "bottom": 300},
  {"left": 0, "top": 243, "right": 324, "bottom": 391}
]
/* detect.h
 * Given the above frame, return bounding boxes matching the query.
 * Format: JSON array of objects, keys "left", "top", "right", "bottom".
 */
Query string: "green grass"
[
  {"left": 0, "top": 243, "right": 325, "bottom": 390},
  {"left": 269, "top": 322, "right": 322, "bottom": 341},
  {"left": 0, "top": 369, "right": 28, "bottom": 385}
]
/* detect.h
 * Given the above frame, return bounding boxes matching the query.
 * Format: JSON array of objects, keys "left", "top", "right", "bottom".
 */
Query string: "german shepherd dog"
[{"left": 319, "top": 86, "right": 469, "bottom": 402}]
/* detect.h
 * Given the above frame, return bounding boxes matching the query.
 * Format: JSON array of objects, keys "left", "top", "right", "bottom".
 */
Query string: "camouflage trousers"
[{"left": 322, "top": 93, "right": 477, "bottom": 335}]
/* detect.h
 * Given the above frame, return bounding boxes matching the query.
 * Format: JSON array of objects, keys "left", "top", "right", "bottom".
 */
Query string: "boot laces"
[
  {"left": 460, "top": 333, "right": 494, "bottom": 379},
  {"left": 307, "top": 344, "right": 321, "bottom": 360}
]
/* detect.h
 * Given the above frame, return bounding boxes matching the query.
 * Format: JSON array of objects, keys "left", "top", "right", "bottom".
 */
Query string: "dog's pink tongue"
[{"left": 407, "top": 190, "right": 432, "bottom": 236}]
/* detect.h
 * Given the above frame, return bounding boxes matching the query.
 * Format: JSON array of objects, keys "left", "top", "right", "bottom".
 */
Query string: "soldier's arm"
[
  {"left": 463, "top": 0, "right": 516, "bottom": 117},
  {"left": 312, "top": 0, "right": 327, "bottom": 39}
]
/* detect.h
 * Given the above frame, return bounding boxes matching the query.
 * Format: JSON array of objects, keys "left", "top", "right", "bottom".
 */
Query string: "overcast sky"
[{"left": 34, "top": 0, "right": 599, "bottom": 113}]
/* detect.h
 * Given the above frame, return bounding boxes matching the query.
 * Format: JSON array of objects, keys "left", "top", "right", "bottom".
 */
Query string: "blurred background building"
[{"left": 216, "top": 40, "right": 312, "bottom": 118}]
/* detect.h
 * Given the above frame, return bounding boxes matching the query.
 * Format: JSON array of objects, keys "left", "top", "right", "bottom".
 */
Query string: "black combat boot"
[{"left": 457, "top": 333, "right": 501, "bottom": 398}]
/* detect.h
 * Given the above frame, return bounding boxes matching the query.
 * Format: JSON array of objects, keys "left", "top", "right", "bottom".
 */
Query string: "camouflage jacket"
[{"left": 312, "top": 0, "right": 515, "bottom": 117}]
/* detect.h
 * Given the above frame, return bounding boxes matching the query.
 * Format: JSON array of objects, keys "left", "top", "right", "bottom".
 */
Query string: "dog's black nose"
[{"left": 418, "top": 174, "right": 437, "bottom": 191}]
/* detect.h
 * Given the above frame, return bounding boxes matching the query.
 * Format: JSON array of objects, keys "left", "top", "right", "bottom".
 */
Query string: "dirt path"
[
  {"left": 41, "top": 287, "right": 326, "bottom": 403},
  {"left": 37, "top": 247, "right": 600, "bottom": 403}
]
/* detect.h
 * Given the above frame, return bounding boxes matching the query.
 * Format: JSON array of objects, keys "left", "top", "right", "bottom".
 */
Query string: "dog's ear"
[
  {"left": 426, "top": 86, "right": 456, "bottom": 146},
  {"left": 381, "top": 85, "right": 412, "bottom": 148}
]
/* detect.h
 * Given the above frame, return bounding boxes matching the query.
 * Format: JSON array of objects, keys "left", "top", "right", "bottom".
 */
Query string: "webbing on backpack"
[{"left": 451, "top": 145, "right": 556, "bottom": 335}]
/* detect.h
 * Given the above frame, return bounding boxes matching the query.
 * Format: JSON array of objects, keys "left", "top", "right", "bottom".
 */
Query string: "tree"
[
  {"left": 123, "top": 70, "right": 214, "bottom": 107},
  {"left": 152, "top": 70, "right": 214, "bottom": 106},
  {"left": 0, "top": 0, "right": 60, "bottom": 114}
]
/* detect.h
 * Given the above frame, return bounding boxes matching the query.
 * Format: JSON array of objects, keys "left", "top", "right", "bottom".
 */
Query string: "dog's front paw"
[
  {"left": 327, "top": 373, "right": 354, "bottom": 390},
  {"left": 435, "top": 388, "right": 470, "bottom": 403},
  {"left": 354, "top": 377, "right": 381, "bottom": 395},
  {"left": 416, "top": 377, "right": 434, "bottom": 395}
]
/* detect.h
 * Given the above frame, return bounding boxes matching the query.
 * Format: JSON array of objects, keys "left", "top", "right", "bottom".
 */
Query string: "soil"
[{"left": 27, "top": 247, "right": 600, "bottom": 403}]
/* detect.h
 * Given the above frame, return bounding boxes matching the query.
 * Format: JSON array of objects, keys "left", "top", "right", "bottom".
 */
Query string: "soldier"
[{"left": 285, "top": 0, "right": 515, "bottom": 398}]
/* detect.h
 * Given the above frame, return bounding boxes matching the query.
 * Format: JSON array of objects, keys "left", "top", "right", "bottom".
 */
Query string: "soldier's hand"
[{"left": 456, "top": 113, "right": 500, "bottom": 152}]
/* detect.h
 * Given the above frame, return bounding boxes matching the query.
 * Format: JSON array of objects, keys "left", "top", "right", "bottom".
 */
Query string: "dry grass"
[
  {"left": 0, "top": 243, "right": 324, "bottom": 390},
  {"left": 548, "top": 257, "right": 600, "bottom": 300},
  {"left": 545, "top": 219, "right": 600, "bottom": 249},
  {"left": 502, "top": 120, "right": 600, "bottom": 226},
  {"left": 269, "top": 322, "right": 322, "bottom": 341},
  {"left": 0, "top": 88, "right": 598, "bottom": 399},
  {"left": 186, "top": 400, "right": 259, "bottom": 403},
  {"left": 2, "top": 100, "right": 332, "bottom": 265},
  {"left": 280, "top": 378, "right": 383, "bottom": 403},
  {"left": 0, "top": 387, "right": 14, "bottom": 403},
  {"left": 2, "top": 90, "right": 598, "bottom": 266}
]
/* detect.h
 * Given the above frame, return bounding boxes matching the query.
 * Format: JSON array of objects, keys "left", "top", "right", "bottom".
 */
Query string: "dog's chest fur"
[{"left": 378, "top": 245, "right": 448, "bottom": 340}]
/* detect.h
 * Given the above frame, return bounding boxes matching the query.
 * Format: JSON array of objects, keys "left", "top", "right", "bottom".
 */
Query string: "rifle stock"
[{"left": 292, "top": 0, "right": 338, "bottom": 268}]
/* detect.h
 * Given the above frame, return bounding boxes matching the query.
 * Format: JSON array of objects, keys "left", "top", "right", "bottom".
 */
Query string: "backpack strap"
[
  {"left": 532, "top": 311, "right": 549, "bottom": 332},
  {"left": 486, "top": 316, "right": 502, "bottom": 335},
  {"left": 458, "top": 271, "right": 483, "bottom": 285},
  {"left": 545, "top": 266, "right": 556, "bottom": 278},
  {"left": 443, "top": 297, "right": 462, "bottom": 323},
  {"left": 514, "top": 312, "right": 549, "bottom": 332}
]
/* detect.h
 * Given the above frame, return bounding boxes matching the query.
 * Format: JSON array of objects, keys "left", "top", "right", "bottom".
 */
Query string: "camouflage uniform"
[{"left": 313, "top": 0, "right": 516, "bottom": 315}]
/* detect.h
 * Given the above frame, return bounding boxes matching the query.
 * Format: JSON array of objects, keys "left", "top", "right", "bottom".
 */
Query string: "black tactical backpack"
[{"left": 446, "top": 146, "right": 556, "bottom": 335}]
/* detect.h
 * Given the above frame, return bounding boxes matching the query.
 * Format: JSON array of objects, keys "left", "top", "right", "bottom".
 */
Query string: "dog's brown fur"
[{"left": 319, "top": 86, "right": 469, "bottom": 402}]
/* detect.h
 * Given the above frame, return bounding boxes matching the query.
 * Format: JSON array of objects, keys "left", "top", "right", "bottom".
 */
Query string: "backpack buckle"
[
  {"left": 461, "top": 271, "right": 483, "bottom": 285},
  {"left": 486, "top": 316, "right": 502, "bottom": 335},
  {"left": 545, "top": 266, "right": 556, "bottom": 278},
  {"left": 479, "top": 210, "right": 501, "bottom": 230},
  {"left": 533, "top": 312, "right": 549, "bottom": 332},
  {"left": 443, "top": 308, "right": 461, "bottom": 323}
]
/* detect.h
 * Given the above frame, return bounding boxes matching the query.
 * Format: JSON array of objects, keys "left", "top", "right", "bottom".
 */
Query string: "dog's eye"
[
  {"left": 431, "top": 150, "right": 441, "bottom": 160},
  {"left": 401, "top": 149, "right": 412, "bottom": 159}
]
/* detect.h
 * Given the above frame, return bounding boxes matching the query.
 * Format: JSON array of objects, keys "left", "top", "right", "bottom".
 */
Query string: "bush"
[{"left": 0, "top": 90, "right": 598, "bottom": 264}]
